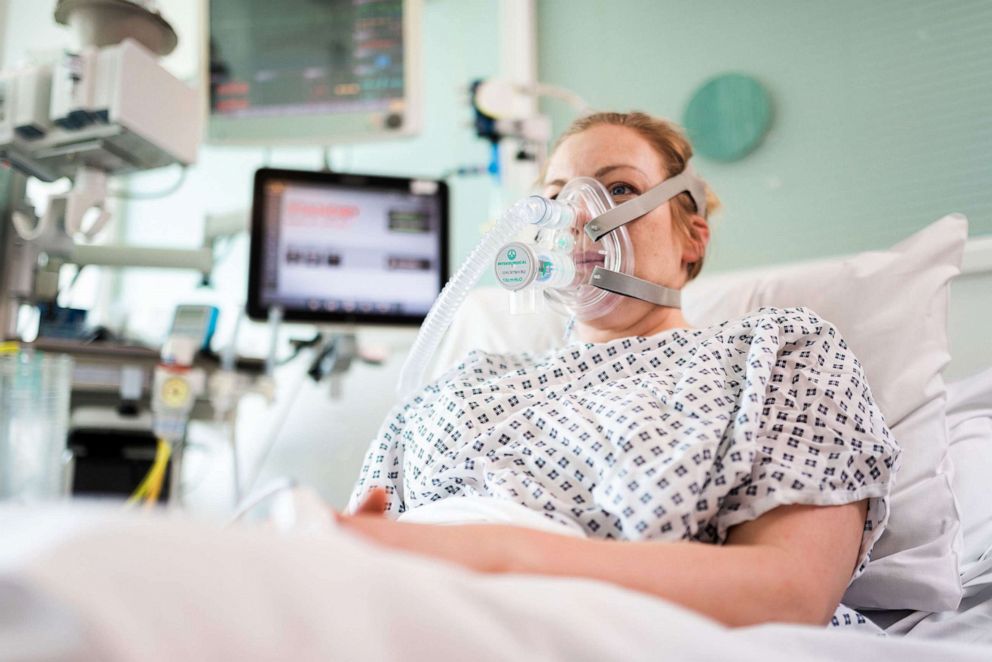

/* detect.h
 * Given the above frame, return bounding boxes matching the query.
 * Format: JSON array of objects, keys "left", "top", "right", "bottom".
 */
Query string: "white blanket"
[{"left": 1, "top": 505, "right": 989, "bottom": 661}]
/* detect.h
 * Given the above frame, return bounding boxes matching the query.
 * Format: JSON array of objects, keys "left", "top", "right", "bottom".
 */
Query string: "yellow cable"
[
  {"left": 142, "top": 440, "right": 171, "bottom": 504},
  {"left": 126, "top": 477, "right": 150, "bottom": 504},
  {"left": 126, "top": 439, "right": 172, "bottom": 506},
  {"left": 143, "top": 442, "right": 172, "bottom": 505},
  {"left": 127, "top": 456, "right": 156, "bottom": 503}
]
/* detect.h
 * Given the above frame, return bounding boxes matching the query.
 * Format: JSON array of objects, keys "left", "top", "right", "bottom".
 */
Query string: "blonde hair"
[{"left": 548, "top": 111, "right": 720, "bottom": 281}]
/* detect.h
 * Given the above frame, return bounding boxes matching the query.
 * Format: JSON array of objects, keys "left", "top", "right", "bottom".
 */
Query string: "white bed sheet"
[
  {"left": 865, "top": 550, "right": 992, "bottom": 645},
  {"left": 857, "top": 369, "right": 992, "bottom": 643},
  {"left": 2, "top": 505, "right": 991, "bottom": 662}
]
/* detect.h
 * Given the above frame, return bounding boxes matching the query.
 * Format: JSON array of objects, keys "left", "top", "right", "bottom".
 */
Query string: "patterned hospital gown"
[{"left": 350, "top": 307, "right": 901, "bottom": 583}]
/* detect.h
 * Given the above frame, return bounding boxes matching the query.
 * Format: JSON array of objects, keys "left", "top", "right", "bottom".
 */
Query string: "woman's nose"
[{"left": 570, "top": 208, "right": 593, "bottom": 236}]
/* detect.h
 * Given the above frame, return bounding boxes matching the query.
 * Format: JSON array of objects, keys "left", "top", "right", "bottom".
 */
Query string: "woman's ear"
[{"left": 681, "top": 214, "right": 711, "bottom": 265}]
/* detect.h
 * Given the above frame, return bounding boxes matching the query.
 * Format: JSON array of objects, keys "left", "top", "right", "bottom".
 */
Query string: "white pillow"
[
  {"left": 683, "top": 214, "right": 968, "bottom": 611},
  {"left": 946, "top": 367, "right": 992, "bottom": 571},
  {"left": 433, "top": 215, "right": 968, "bottom": 611}
]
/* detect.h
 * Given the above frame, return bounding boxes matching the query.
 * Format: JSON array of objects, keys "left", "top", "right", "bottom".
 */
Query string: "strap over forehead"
[{"left": 584, "top": 162, "right": 708, "bottom": 242}]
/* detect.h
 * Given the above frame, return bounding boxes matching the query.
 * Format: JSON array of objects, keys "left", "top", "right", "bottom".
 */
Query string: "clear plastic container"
[{"left": 0, "top": 351, "right": 73, "bottom": 501}]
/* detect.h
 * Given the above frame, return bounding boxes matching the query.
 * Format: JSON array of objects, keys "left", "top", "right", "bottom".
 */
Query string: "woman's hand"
[
  {"left": 336, "top": 488, "right": 514, "bottom": 573},
  {"left": 350, "top": 486, "right": 389, "bottom": 516}
]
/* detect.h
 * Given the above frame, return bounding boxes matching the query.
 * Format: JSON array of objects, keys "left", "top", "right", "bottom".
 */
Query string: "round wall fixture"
[{"left": 683, "top": 73, "right": 772, "bottom": 162}]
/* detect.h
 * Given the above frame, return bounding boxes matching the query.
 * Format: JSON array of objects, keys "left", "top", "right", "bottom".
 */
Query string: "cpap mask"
[
  {"left": 493, "top": 163, "right": 708, "bottom": 320},
  {"left": 397, "top": 161, "right": 708, "bottom": 397}
]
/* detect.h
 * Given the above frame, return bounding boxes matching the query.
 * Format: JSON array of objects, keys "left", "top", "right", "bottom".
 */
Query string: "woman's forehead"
[{"left": 545, "top": 125, "right": 665, "bottom": 183}]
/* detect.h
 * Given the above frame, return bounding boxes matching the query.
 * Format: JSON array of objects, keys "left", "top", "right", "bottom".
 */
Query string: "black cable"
[
  {"left": 55, "top": 264, "right": 86, "bottom": 306},
  {"left": 277, "top": 332, "right": 323, "bottom": 367}
]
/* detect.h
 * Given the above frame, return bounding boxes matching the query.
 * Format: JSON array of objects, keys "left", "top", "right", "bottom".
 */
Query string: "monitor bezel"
[
  {"left": 203, "top": 0, "right": 422, "bottom": 145},
  {"left": 247, "top": 167, "right": 448, "bottom": 325}
]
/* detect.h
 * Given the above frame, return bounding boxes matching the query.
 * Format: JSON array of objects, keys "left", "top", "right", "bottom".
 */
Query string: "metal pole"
[
  {"left": 0, "top": 169, "right": 29, "bottom": 340},
  {"left": 498, "top": 0, "right": 539, "bottom": 200}
]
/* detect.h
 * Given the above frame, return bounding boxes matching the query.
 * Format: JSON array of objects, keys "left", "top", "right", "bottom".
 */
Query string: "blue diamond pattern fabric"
[{"left": 350, "top": 307, "right": 901, "bottom": 583}]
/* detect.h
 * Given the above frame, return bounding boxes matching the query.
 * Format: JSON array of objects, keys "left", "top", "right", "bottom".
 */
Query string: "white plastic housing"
[{"left": 0, "top": 38, "right": 200, "bottom": 182}]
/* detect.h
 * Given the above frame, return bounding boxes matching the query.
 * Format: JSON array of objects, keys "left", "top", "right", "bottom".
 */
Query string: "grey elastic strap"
[
  {"left": 590, "top": 267, "right": 682, "bottom": 308},
  {"left": 585, "top": 164, "right": 708, "bottom": 242}
]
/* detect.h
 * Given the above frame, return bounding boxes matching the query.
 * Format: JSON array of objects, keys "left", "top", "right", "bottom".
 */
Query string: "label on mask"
[{"left": 494, "top": 242, "right": 536, "bottom": 291}]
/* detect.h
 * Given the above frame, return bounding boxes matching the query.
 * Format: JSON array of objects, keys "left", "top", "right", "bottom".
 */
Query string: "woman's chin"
[
  {"left": 577, "top": 297, "right": 688, "bottom": 341},
  {"left": 577, "top": 298, "right": 653, "bottom": 338}
]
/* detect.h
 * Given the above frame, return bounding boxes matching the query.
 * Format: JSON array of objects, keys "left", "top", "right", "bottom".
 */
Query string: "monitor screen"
[
  {"left": 247, "top": 168, "right": 447, "bottom": 324},
  {"left": 207, "top": 0, "right": 420, "bottom": 143}
]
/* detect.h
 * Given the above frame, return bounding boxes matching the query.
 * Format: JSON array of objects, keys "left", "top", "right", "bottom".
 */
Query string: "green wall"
[
  {"left": 537, "top": 0, "right": 992, "bottom": 272},
  {"left": 118, "top": 0, "right": 992, "bottom": 322}
]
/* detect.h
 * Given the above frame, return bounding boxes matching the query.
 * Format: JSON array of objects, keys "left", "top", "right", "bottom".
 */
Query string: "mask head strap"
[
  {"left": 590, "top": 267, "right": 682, "bottom": 308},
  {"left": 584, "top": 162, "right": 708, "bottom": 243}
]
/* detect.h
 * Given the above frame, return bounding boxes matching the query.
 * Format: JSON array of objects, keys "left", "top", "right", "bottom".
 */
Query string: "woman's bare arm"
[{"left": 338, "top": 493, "right": 867, "bottom": 627}]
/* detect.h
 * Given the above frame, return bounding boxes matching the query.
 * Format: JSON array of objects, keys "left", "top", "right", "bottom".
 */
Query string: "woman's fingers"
[
  {"left": 336, "top": 512, "right": 425, "bottom": 545},
  {"left": 355, "top": 487, "right": 388, "bottom": 516}
]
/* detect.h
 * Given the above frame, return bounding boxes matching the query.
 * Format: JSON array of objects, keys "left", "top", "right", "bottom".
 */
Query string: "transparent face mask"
[
  {"left": 408, "top": 161, "right": 706, "bottom": 396},
  {"left": 493, "top": 163, "right": 705, "bottom": 322},
  {"left": 540, "top": 177, "right": 635, "bottom": 320}
]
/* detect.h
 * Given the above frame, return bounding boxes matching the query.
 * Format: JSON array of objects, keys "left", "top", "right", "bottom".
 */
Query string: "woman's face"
[{"left": 542, "top": 124, "right": 706, "bottom": 331}]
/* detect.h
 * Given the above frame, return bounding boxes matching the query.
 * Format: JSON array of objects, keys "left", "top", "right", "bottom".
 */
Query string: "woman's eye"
[{"left": 608, "top": 183, "right": 636, "bottom": 198}]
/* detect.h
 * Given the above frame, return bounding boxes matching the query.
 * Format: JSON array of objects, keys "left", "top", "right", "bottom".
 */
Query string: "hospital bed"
[{"left": 2, "top": 214, "right": 991, "bottom": 660}]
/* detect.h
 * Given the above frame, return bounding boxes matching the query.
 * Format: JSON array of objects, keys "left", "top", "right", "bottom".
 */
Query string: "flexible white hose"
[{"left": 397, "top": 196, "right": 554, "bottom": 397}]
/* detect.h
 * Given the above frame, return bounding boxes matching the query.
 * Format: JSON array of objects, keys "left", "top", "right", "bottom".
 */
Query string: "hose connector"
[{"left": 519, "top": 195, "right": 575, "bottom": 229}]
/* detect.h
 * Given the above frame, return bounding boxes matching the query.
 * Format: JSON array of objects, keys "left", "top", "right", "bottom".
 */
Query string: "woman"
[{"left": 341, "top": 112, "right": 900, "bottom": 628}]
